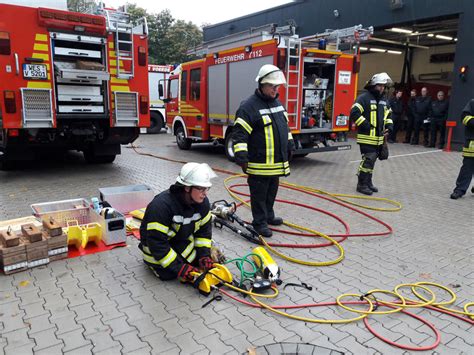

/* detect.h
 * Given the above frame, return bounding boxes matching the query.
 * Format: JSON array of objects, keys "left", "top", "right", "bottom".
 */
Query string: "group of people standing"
[{"left": 388, "top": 87, "right": 449, "bottom": 148}]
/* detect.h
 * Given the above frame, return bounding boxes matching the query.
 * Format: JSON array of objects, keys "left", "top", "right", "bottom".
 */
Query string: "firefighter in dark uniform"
[
  {"left": 388, "top": 89, "right": 404, "bottom": 143},
  {"left": 404, "top": 89, "right": 417, "bottom": 143},
  {"left": 232, "top": 64, "right": 295, "bottom": 238},
  {"left": 450, "top": 99, "right": 474, "bottom": 199},
  {"left": 139, "top": 163, "right": 216, "bottom": 281},
  {"left": 350, "top": 72, "right": 394, "bottom": 195},
  {"left": 412, "top": 87, "right": 432, "bottom": 146},
  {"left": 429, "top": 91, "right": 449, "bottom": 148}
]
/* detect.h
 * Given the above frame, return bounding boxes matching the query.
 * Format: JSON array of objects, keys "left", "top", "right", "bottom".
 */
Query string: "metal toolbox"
[
  {"left": 100, "top": 210, "right": 127, "bottom": 245},
  {"left": 99, "top": 184, "right": 154, "bottom": 214}
]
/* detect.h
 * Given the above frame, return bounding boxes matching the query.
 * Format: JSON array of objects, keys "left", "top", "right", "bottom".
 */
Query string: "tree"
[
  {"left": 67, "top": 0, "right": 96, "bottom": 13},
  {"left": 165, "top": 20, "right": 203, "bottom": 64}
]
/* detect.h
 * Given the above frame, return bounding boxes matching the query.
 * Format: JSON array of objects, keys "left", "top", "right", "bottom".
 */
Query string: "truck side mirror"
[{"left": 158, "top": 83, "right": 164, "bottom": 99}]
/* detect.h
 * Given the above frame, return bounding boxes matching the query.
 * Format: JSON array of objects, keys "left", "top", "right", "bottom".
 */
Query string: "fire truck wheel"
[
  {"left": 0, "top": 156, "right": 14, "bottom": 171},
  {"left": 175, "top": 126, "right": 192, "bottom": 150},
  {"left": 83, "top": 150, "right": 116, "bottom": 164},
  {"left": 147, "top": 112, "right": 164, "bottom": 134},
  {"left": 224, "top": 134, "right": 236, "bottom": 162}
]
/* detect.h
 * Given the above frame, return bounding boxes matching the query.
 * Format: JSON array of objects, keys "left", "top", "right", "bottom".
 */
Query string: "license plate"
[
  {"left": 23, "top": 64, "right": 47, "bottom": 79},
  {"left": 336, "top": 116, "right": 348, "bottom": 126}
]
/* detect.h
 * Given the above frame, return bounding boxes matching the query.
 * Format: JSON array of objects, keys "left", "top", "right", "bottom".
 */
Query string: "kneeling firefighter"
[
  {"left": 139, "top": 163, "right": 217, "bottom": 281},
  {"left": 350, "top": 72, "right": 394, "bottom": 195}
]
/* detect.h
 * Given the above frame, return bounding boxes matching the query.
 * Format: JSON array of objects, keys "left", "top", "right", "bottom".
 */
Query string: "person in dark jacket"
[
  {"left": 388, "top": 90, "right": 404, "bottom": 143},
  {"left": 232, "top": 64, "right": 295, "bottom": 238},
  {"left": 429, "top": 91, "right": 449, "bottom": 148},
  {"left": 139, "top": 163, "right": 216, "bottom": 281},
  {"left": 350, "top": 72, "right": 394, "bottom": 195},
  {"left": 412, "top": 87, "right": 432, "bottom": 146},
  {"left": 450, "top": 99, "right": 474, "bottom": 199},
  {"left": 404, "top": 89, "right": 417, "bottom": 143}
]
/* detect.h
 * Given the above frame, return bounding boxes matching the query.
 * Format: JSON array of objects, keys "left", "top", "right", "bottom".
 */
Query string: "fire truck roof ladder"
[
  {"left": 285, "top": 37, "right": 302, "bottom": 121},
  {"left": 299, "top": 25, "right": 374, "bottom": 52},
  {"left": 102, "top": 8, "right": 134, "bottom": 79}
]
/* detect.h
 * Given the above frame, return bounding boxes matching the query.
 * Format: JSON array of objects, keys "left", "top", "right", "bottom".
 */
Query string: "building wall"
[{"left": 204, "top": 0, "right": 473, "bottom": 146}]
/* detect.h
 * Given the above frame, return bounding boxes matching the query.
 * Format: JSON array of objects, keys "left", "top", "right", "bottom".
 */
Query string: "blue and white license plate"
[{"left": 23, "top": 64, "right": 47, "bottom": 79}]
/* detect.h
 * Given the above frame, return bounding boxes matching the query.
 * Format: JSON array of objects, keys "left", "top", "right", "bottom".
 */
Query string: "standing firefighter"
[
  {"left": 139, "top": 163, "right": 216, "bottom": 281},
  {"left": 350, "top": 72, "right": 394, "bottom": 195},
  {"left": 232, "top": 64, "right": 295, "bottom": 238},
  {"left": 450, "top": 99, "right": 474, "bottom": 199}
]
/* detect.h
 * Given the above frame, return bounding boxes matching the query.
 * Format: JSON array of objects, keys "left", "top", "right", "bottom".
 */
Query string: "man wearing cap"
[
  {"left": 139, "top": 163, "right": 216, "bottom": 281},
  {"left": 232, "top": 64, "right": 295, "bottom": 238},
  {"left": 350, "top": 72, "right": 394, "bottom": 195}
]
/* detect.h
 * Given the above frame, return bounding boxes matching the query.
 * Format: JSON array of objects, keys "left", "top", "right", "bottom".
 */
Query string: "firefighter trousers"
[
  {"left": 454, "top": 157, "right": 474, "bottom": 195},
  {"left": 358, "top": 148, "right": 378, "bottom": 176},
  {"left": 248, "top": 175, "right": 279, "bottom": 228}
]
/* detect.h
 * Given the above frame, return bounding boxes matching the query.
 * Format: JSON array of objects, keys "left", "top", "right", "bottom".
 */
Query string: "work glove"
[
  {"left": 199, "top": 256, "right": 214, "bottom": 271},
  {"left": 178, "top": 263, "right": 199, "bottom": 281},
  {"left": 239, "top": 162, "right": 248, "bottom": 174}
]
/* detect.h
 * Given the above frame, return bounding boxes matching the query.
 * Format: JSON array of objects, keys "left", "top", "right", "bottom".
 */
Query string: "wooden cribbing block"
[
  {"left": 0, "top": 239, "right": 27, "bottom": 274},
  {"left": 44, "top": 231, "right": 68, "bottom": 250},
  {"left": 21, "top": 224, "right": 42, "bottom": 243},
  {"left": 21, "top": 236, "right": 49, "bottom": 262},
  {"left": 0, "top": 227, "right": 20, "bottom": 247},
  {"left": 42, "top": 218, "right": 62, "bottom": 237}
]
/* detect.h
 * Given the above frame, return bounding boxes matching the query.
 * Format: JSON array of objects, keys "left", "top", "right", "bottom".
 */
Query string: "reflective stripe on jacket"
[
  {"left": 232, "top": 89, "right": 294, "bottom": 176},
  {"left": 138, "top": 187, "right": 212, "bottom": 274},
  {"left": 461, "top": 100, "right": 474, "bottom": 158},
  {"left": 350, "top": 90, "right": 393, "bottom": 147}
]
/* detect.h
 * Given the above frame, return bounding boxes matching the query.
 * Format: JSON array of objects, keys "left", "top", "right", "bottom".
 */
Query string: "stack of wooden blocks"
[
  {"left": 43, "top": 218, "right": 68, "bottom": 261},
  {"left": 0, "top": 218, "right": 69, "bottom": 275}
]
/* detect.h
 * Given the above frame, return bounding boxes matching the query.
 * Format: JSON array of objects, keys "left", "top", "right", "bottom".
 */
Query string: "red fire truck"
[
  {"left": 162, "top": 25, "right": 372, "bottom": 160},
  {"left": 0, "top": 2, "right": 149, "bottom": 168}
]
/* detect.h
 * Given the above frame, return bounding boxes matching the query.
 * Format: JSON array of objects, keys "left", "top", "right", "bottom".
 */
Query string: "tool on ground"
[
  {"left": 211, "top": 200, "right": 261, "bottom": 244},
  {"left": 251, "top": 246, "right": 282, "bottom": 285},
  {"left": 191, "top": 263, "right": 233, "bottom": 296}
]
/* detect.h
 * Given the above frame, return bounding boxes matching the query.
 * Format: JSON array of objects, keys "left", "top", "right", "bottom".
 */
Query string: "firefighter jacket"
[
  {"left": 407, "top": 97, "right": 417, "bottom": 119},
  {"left": 430, "top": 99, "right": 449, "bottom": 121},
  {"left": 138, "top": 185, "right": 212, "bottom": 275},
  {"left": 414, "top": 96, "right": 432, "bottom": 121},
  {"left": 388, "top": 97, "right": 404, "bottom": 119},
  {"left": 350, "top": 89, "right": 393, "bottom": 147},
  {"left": 233, "top": 89, "right": 295, "bottom": 176},
  {"left": 461, "top": 99, "right": 474, "bottom": 158}
]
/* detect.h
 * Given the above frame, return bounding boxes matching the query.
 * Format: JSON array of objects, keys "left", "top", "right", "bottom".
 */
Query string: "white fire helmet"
[
  {"left": 365, "top": 72, "right": 393, "bottom": 88},
  {"left": 176, "top": 162, "right": 217, "bottom": 188},
  {"left": 255, "top": 64, "right": 287, "bottom": 85}
]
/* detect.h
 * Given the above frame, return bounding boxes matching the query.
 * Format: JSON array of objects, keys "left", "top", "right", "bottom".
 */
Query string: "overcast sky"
[{"left": 113, "top": 0, "right": 292, "bottom": 27}]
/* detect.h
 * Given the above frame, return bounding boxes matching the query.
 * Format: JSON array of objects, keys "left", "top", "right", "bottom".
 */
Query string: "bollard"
[{"left": 444, "top": 121, "right": 457, "bottom": 152}]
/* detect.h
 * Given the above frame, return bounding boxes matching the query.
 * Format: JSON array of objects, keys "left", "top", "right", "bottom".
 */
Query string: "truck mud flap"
[{"left": 296, "top": 144, "right": 351, "bottom": 154}]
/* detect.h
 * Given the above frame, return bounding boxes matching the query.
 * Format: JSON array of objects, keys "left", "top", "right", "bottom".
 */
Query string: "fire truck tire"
[
  {"left": 83, "top": 150, "right": 116, "bottom": 164},
  {"left": 147, "top": 111, "right": 164, "bottom": 134},
  {"left": 175, "top": 125, "right": 192, "bottom": 150},
  {"left": 0, "top": 156, "right": 14, "bottom": 171},
  {"left": 224, "top": 133, "right": 236, "bottom": 162}
]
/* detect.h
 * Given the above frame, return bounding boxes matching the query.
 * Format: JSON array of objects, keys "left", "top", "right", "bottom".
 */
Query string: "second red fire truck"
[
  {"left": 0, "top": 2, "right": 149, "bottom": 168},
  {"left": 162, "top": 24, "right": 372, "bottom": 160}
]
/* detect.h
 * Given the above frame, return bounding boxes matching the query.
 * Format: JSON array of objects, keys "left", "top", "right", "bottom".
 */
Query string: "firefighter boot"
[
  {"left": 356, "top": 172, "right": 373, "bottom": 195},
  {"left": 367, "top": 174, "right": 378, "bottom": 193}
]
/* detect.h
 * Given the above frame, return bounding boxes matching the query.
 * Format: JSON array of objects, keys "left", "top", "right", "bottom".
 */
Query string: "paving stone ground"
[{"left": 1, "top": 133, "right": 473, "bottom": 354}]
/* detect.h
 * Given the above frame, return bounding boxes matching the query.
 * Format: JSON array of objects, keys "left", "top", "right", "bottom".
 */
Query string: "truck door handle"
[
  {"left": 14, "top": 53, "right": 19, "bottom": 75},
  {"left": 197, "top": 115, "right": 202, "bottom": 120}
]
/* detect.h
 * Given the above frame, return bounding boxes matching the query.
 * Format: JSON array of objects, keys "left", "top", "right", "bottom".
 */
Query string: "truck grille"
[
  {"left": 114, "top": 91, "right": 138, "bottom": 126},
  {"left": 21, "top": 88, "right": 54, "bottom": 128}
]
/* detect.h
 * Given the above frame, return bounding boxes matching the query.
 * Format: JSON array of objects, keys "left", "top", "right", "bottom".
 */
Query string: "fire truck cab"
[
  {"left": 163, "top": 24, "right": 372, "bottom": 160},
  {"left": 0, "top": 2, "right": 149, "bottom": 168}
]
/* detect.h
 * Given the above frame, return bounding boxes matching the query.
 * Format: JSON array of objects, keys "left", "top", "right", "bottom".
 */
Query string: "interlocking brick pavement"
[{"left": 1, "top": 134, "right": 473, "bottom": 354}]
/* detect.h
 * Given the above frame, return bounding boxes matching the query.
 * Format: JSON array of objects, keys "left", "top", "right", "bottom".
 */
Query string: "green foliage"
[
  {"left": 66, "top": 1, "right": 203, "bottom": 65},
  {"left": 67, "top": 0, "right": 96, "bottom": 13},
  {"left": 126, "top": 3, "right": 203, "bottom": 65}
]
